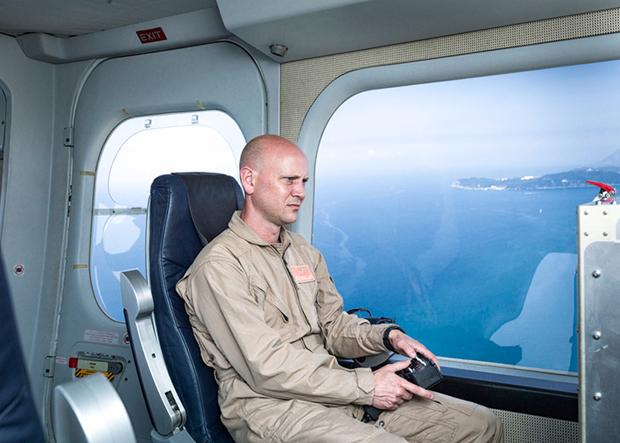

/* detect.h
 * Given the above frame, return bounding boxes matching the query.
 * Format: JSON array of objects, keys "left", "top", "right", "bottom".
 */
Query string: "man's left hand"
[{"left": 388, "top": 330, "right": 439, "bottom": 367}]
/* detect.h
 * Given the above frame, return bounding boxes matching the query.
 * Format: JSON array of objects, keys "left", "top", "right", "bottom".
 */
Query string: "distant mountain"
[
  {"left": 454, "top": 164, "right": 620, "bottom": 191},
  {"left": 594, "top": 149, "right": 620, "bottom": 168}
]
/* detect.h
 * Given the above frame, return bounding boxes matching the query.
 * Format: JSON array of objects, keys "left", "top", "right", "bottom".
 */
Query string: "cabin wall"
[
  {"left": 48, "top": 42, "right": 279, "bottom": 442},
  {"left": 0, "top": 34, "right": 92, "bottom": 418},
  {"left": 0, "top": 34, "right": 56, "bottom": 391}
]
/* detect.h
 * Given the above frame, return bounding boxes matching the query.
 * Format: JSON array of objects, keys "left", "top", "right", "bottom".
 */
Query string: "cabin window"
[
  {"left": 91, "top": 111, "right": 245, "bottom": 321},
  {"left": 313, "top": 60, "right": 620, "bottom": 372}
]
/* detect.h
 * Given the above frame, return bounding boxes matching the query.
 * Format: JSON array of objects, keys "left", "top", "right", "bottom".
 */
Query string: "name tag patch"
[{"left": 289, "top": 265, "right": 315, "bottom": 283}]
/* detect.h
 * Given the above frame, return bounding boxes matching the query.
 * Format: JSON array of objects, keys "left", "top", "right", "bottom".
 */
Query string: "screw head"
[
  {"left": 593, "top": 331, "right": 602, "bottom": 340},
  {"left": 593, "top": 392, "right": 602, "bottom": 401},
  {"left": 13, "top": 264, "right": 25, "bottom": 277}
]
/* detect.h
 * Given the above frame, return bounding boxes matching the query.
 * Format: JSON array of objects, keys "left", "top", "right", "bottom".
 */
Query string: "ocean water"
[{"left": 313, "top": 173, "right": 591, "bottom": 372}]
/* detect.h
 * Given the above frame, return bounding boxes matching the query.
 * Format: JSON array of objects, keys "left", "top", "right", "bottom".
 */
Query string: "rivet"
[
  {"left": 592, "top": 270, "right": 602, "bottom": 278},
  {"left": 584, "top": 232, "right": 589, "bottom": 237},
  {"left": 603, "top": 232, "right": 609, "bottom": 237},
  {"left": 593, "top": 392, "right": 602, "bottom": 401},
  {"left": 593, "top": 331, "right": 602, "bottom": 340},
  {"left": 603, "top": 211, "right": 608, "bottom": 215},
  {"left": 13, "top": 264, "right": 25, "bottom": 277},
  {"left": 584, "top": 211, "right": 589, "bottom": 215}
]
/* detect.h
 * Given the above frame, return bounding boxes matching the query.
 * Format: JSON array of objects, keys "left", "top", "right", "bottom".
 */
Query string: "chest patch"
[{"left": 289, "top": 264, "right": 315, "bottom": 284}]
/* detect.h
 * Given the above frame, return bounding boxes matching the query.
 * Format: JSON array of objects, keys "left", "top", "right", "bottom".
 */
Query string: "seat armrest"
[
  {"left": 53, "top": 373, "right": 136, "bottom": 443},
  {"left": 121, "top": 269, "right": 186, "bottom": 437}
]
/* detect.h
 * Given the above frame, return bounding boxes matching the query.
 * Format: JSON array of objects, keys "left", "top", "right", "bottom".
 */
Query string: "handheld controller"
[
  {"left": 362, "top": 355, "right": 443, "bottom": 422},
  {"left": 396, "top": 355, "right": 443, "bottom": 389}
]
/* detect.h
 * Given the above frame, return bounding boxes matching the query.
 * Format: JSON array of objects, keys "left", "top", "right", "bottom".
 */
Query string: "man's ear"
[{"left": 239, "top": 166, "right": 255, "bottom": 195}]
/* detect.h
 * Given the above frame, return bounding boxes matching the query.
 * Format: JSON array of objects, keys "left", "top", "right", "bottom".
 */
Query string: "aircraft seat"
[
  {"left": 0, "top": 252, "right": 46, "bottom": 443},
  {"left": 123, "top": 173, "right": 241, "bottom": 443}
]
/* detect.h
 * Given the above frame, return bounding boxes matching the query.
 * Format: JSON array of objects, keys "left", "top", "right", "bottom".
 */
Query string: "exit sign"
[{"left": 136, "top": 27, "right": 167, "bottom": 44}]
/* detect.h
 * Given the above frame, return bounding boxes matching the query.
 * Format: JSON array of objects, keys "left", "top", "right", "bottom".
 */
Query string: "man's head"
[{"left": 239, "top": 135, "right": 308, "bottom": 240}]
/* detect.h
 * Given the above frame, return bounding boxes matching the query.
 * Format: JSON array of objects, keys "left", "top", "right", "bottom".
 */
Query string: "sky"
[{"left": 318, "top": 59, "right": 620, "bottom": 179}]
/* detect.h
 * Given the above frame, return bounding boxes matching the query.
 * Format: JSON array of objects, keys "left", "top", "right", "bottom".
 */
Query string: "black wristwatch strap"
[{"left": 382, "top": 326, "right": 404, "bottom": 352}]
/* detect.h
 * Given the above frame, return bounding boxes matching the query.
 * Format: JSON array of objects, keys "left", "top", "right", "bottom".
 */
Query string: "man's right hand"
[{"left": 371, "top": 359, "right": 434, "bottom": 410}]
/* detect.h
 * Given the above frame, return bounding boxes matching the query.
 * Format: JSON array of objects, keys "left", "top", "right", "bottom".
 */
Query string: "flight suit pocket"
[
  {"left": 250, "top": 279, "right": 291, "bottom": 329},
  {"left": 295, "top": 280, "right": 320, "bottom": 332}
]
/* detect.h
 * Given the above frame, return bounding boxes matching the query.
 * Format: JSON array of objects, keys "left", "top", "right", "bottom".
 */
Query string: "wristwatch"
[{"left": 382, "top": 326, "right": 404, "bottom": 352}]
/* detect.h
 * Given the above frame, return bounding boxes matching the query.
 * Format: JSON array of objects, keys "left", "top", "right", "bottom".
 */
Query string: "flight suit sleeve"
[
  {"left": 186, "top": 256, "right": 375, "bottom": 406},
  {"left": 314, "top": 251, "right": 395, "bottom": 358}
]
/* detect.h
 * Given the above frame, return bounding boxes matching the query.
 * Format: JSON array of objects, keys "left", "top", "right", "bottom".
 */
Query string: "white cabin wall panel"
[
  {"left": 56, "top": 42, "right": 277, "bottom": 442},
  {"left": 28, "top": 61, "right": 93, "bottom": 422},
  {"left": 0, "top": 35, "right": 54, "bottom": 380}
]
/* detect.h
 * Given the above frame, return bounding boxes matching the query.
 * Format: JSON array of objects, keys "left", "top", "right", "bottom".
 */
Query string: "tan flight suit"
[{"left": 177, "top": 212, "right": 503, "bottom": 442}]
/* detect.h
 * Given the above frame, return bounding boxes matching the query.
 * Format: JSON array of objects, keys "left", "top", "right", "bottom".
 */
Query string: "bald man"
[{"left": 177, "top": 135, "right": 503, "bottom": 442}]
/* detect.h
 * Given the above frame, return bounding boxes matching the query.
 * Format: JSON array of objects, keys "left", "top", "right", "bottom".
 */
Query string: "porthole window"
[{"left": 91, "top": 111, "right": 245, "bottom": 321}]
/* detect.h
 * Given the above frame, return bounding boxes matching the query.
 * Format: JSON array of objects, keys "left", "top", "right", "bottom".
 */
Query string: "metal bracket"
[
  {"left": 63, "top": 126, "right": 74, "bottom": 147},
  {"left": 44, "top": 355, "right": 56, "bottom": 378}
]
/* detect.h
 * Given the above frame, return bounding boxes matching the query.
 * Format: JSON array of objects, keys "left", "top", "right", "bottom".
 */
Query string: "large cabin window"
[
  {"left": 91, "top": 111, "right": 245, "bottom": 321},
  {"left": 313, "top": 60, "right": 620, "bottom": 372}
]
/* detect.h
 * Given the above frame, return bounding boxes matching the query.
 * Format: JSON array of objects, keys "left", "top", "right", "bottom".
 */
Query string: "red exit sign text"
[{"left": 136, "top": 27, "right": 167, "bottom": 44}]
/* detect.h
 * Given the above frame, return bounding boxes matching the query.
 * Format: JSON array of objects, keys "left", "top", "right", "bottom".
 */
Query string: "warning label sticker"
[
  {"left": 83, "top": 329, "right": 120, "bottom": 345},
  {"left": 74, "top": 368, "right": 115, "bottom": 381}
]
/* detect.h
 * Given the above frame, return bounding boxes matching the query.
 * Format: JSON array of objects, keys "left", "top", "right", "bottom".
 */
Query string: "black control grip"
[
  {"left": 362, "top": 355, "right": 443, "bottom": 423},
  {"left": 396, "top": 355, "right": 443, "bottom": 389}
]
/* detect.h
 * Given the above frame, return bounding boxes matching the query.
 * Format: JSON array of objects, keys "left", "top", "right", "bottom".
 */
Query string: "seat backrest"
[
  {"left": 0, "top": 250, "right": 46, "bottom": 443},
  {"left": 148, "top": 173, "right": 242, "bottom": 443}
]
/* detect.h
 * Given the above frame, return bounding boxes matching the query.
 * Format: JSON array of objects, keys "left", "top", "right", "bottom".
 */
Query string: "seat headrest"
[{"left": 175, "top": 173, "right": 244, "bottom": 246}]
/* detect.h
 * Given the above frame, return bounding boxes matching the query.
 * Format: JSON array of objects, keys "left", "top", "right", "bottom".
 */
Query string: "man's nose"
[{"left": 292, "top": 182, "right": 305, "bottom": 199}]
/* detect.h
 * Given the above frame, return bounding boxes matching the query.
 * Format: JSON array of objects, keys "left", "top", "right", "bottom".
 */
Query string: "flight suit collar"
[{"left": 228, "top": 211, "right": 292, "bottom": 253}]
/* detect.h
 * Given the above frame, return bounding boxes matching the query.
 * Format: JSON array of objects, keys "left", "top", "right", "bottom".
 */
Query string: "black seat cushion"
[
  {"left": 149, "top": 173, "right": 241, "bottom": 443},
  {"left": 0, "top": 251, "right": 45, "bottom": 443}
]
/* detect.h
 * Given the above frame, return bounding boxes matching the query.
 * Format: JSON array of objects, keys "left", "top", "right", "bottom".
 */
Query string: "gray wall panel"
[
  {"left": 0, "top": 35, "right": 54, "bottom": 402},
  {"left": 57, "top": 41, "right": 276, "bottom": 441}
]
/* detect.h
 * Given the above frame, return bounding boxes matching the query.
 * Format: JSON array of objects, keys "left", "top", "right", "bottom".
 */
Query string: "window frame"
[
  {"left": 89, "top": 110, "right": 244, "bottom": 322},
  {"left": 290, "top": 33, "right": 620, "bottom": 406}
]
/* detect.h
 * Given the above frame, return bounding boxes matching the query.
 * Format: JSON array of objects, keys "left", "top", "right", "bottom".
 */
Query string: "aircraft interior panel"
[
  {"left": 0, "top": 34, "right": 57, "bottom": 410},
  {"left": 51, "top": 41, "right": 277, "bottom": 442}
]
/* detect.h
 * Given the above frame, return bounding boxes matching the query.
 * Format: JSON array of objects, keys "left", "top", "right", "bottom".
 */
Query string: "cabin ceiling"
[
  {"left": 216, "top": 0, "right": 620, "bottom": 62},
  {"left": 2, "top": 0, "right": 620, "bottom": 62},
  {"left": 0, "top": 0, "right": 216, "bottom": 37}
]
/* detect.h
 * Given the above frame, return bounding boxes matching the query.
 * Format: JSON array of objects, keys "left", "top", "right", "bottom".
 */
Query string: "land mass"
[{"left": 454, "top": 167, "right": 620, "bottom": 191}]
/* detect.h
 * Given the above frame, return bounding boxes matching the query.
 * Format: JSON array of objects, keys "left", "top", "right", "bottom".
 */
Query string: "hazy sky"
[{"left": 319, "top": 59, "right": 620, "bottom": 179}]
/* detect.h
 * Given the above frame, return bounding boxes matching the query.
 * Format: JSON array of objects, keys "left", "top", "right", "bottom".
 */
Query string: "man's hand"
[
  {"left": 388, "top": 329, "right": 439, "bottom": 368},
  {"left": 372, "top": 359, "right": 433, "bottom": 410}
]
